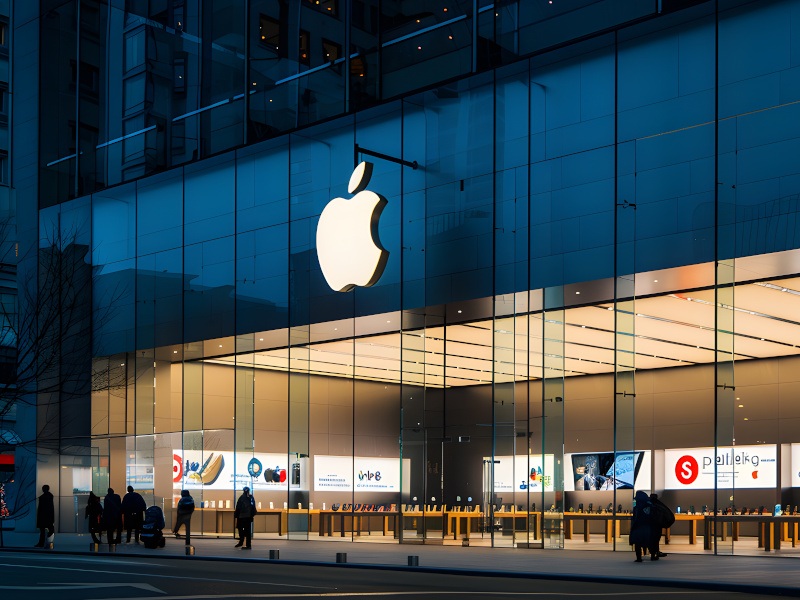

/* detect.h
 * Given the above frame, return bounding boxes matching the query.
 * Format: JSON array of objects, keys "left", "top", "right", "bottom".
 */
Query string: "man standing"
[
  {"left": 103, "top": 488, "right": 123, "bottom": 548},
  {"left": 33, "top": 484, "right": 55, "bottom": 548},
  {"left": 234, "top": 486, "right": 256, "bottom": 549},
  {"left": 122, "top": 485, "right": 147, "bottom": 544},
  {"left": 173, "top": 489, "right": 195, "bottom": 545}
]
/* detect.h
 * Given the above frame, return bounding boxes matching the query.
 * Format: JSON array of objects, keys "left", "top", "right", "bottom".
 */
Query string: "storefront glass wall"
[{"left": 41, "top": 0, "right": 799, "bottom": 553}]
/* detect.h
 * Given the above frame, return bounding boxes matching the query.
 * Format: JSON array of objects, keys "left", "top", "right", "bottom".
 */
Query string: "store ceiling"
[{"left": 206, "top": 278, "right": 800, "bottom": 387}]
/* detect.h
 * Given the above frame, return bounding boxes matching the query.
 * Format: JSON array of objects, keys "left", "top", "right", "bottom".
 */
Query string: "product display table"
[
  {"left": 703, "top": 514, "right": 800, "bottom": 551},
  {"left": 664, "top": 513, "right": 704, "bottom": 545},
  {"left": 446, "top": 509, "right": 483, "bottom": 540},
  {"left": 318, "top": 510, "right": 398, "bottom": 537},
  {"left": 562, "top": 512, "right": 631, "bottom": 543},
  {"left": 195, "top": 507, "right": 286, "bottom": 536}
]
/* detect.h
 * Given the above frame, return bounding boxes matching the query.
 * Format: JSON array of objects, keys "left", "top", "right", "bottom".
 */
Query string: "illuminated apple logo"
[{"left": 316, "top": 161, "right": 389, "bottom": 292}]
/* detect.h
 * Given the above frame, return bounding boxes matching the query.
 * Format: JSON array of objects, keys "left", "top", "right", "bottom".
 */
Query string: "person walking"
[
  {"left": 234, "top": 486, "right": 256, "bottom": 549},
  {"left": 629, "top": 490, "right": 657, "bottom": 562},
  {"left": 103, "top": 487, "right": 123, "bottom": 548},
  {"left": 122, "top": 485, "right": 147, "bottom": 544},
  {"left": 85, "top": 491, "right": 104, "bottom": 544},
  {"left": 33, "top": 484, "right": 55, "bottom": 548},
  {"left": 172, "top": 489, "right": 195, "bottom": 545},
  {"left": 649, "top": 493, "right": 675, "bottom": 558}
]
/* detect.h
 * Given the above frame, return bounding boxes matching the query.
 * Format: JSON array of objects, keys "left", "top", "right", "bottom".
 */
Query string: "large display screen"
[
  {"left": 172, "top": 450, "right": 306, "bottom": 491},
  {"left": 568, "top": 452, "right": 646, "bottom": 491},
  {"left": 313, "top": 456, "right": 410, "bottom": 493},
  {"left": 489, "top": 455, "right": 556, "bottom": 493},
  {"left": 664, "top": 445, "right": 777, "bottom": 490}
]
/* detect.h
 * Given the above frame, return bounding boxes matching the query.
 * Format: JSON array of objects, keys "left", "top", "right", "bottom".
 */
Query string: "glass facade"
[{"left": 19, "top": 0, "right": 800, "bottom": 554}]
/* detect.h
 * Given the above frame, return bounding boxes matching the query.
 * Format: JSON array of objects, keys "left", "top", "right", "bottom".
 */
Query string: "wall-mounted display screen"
[
  {"left": 568, "top": 452, "right": 645, "bottom": 491},
  {"left": 172, "top": 450, "right": 306, "bottom": 491},
  {"left": 664, "top": 445, "right": 777, "bottom": 490},
  {"left": 488, "top": 455, "right": 556, "bottom": 493},
  {"left": 313, "top": 456, "right": 411, "bottom": 493}
]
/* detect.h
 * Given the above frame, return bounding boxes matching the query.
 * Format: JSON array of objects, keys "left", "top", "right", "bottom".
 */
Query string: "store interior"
[{"left": 87, "top": 249, "right": 800, "bottom": 552}]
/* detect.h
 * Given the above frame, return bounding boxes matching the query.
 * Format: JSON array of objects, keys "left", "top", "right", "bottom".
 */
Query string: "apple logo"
[{"left": 316, "top": 161, "right": 389, "bottom": 292}]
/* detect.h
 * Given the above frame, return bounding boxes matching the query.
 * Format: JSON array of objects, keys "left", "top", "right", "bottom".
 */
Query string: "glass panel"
[
  {"left": 492, "top": 293, "right": 516, "bottom": 547},
  {"left": 542, "top": 286, "right": 565, "bottom": 549}
]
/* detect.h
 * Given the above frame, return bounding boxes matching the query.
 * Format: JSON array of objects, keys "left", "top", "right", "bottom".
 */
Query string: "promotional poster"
[{"left": 664, "top": 445, "right": 777, "bottom": 490}]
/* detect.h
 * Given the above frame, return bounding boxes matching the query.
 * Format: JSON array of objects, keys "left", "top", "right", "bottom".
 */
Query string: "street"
[{"left": 0, "top": 551, "right": 792, "bottom": 600}]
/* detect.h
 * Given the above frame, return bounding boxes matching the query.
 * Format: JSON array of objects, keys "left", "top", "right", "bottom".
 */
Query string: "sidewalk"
[{"left": 1, "top": 532, "right": 799, "bottom": 596}]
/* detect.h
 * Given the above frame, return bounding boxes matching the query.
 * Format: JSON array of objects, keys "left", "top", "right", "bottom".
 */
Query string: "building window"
[
  {"left": 0, "top": 21, "right": 8, "bottom": 47},
  {"left": 124, "top": 29, "right": 145, "bottom": 72},
  {"left": 0, "top": 153, "right": 9, "bottom": 185},
  {"left": 299, "top": 30, "right": 310, "bottom": 65},
  {"left": 174, "top": 57, "right": 186, "bottom": 94},
  {"left": 322, "top": 39, "right": 341, "bottom": 62},
  {"left": 0, "top": 86, "right": 8, "bottom": 115},
  {"left": 259, "top": 15, "right": 280, "bottom": 52},
  {"left": 306, "top": 0, "right": 337, "bottom": 16}
]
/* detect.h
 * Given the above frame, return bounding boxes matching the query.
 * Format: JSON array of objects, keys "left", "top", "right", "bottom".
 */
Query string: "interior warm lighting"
[{"left": 738, "top": 404, "right": 744, "bottom": 408}]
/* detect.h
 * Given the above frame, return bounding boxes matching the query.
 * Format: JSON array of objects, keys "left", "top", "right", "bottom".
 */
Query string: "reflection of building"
[{"left": 13, "top": 1, "right": 800, "bottom": 554}]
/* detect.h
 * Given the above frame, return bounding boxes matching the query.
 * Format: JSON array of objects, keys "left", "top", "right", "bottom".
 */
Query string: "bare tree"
[{"left": 0, "top": 217, "right": 127, "bottom": 540}]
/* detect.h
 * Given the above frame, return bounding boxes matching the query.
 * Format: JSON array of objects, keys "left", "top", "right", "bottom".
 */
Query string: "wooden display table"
[
  {"left": 702, "top": 514, "right": 800, "bottom": 551},
  {"left": 664, "top": 514, "right": 704, "bottom": 545},
  {"left": 562, "top": 511, "right": 631, "bottom": 543},
  {"left": 318, "top": 509, "right": 398, "bottom": 537}
]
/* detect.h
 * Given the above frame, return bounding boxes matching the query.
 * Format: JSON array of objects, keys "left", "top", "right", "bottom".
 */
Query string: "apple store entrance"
[{"left": 90, "top": 251, "right": 800, "bottom": 554}]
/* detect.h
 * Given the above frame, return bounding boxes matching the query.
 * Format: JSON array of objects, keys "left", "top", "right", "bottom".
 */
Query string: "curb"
[{"left": 1, "top": 546, "right": 799, "bottom": 597}]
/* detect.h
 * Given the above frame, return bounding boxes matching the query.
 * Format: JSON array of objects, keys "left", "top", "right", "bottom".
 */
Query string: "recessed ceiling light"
[
  {"left": 575, "top": 291, "right": 581, "bottom": 295},
  {"left": 654, "top": 279, "right": 658, "bottom": 283},
  {"left": 738, "top": 404, "right": 744, "bottom": 408},
  {"left": 173, "top": 350, "right": 178, "bottom": 354},
  {"left": 744, "top": 417, "right": 749, "bottom": 421},
  {"left": 219, "top": 344, "right": 223, "bottom": 348},
  {"left": 259, "top": 338, "right": 263, "bottom": 341},
  {"left": 458, "top": 310, "right": 462, "bottom": 314}
]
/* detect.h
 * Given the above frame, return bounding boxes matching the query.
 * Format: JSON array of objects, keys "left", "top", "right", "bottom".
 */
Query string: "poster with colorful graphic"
[
  {"left": 489, "top": 455, "right": 556, "bottom": 493},
  {"left": 172, "top": 449, "right": 306, "bottom": 491}
]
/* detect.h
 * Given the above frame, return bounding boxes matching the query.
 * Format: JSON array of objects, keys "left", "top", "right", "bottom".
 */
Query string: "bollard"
[
  {"left": 185, "top": 545, "right": 195, "bottom": 556},
  {"left": 462, "top": 538, "right": 470, "bottom": 547},
  {"left": 407, "top": 555, "right": 419, "bottom": 567},
  {"left": 269, "top": 549, "right": 280, "bottom": 560},
  {"left": 108, "top": 544, "right": 117, "bottom": 553},
  {"left": 89, "top": 543, "right": 99, "bottom": 552},
  {"left": 336, "top": 552, "right": 347, "bottom": 563}
]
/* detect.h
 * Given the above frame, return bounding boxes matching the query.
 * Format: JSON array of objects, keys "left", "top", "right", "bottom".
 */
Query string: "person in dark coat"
[
  {"left": 649, "top": 493, "right": 674, "bottom": 558},
  {"left": 234, "top": 487, "right": 257, "bottom": 549},
  {"left": 103, "top": 487, "right": 123, "bottom": 547},
  {"left": 172, "top": 490, "right": 195, "bottom": 545},
  {"left": 122, "top": 485, "right": 147, "bottom": 544},
  {"left": 34, "top": 484, "right": 55, "bottom": 548},
  {"left": 629, "top": 490, "right": 657, "bottom": 562},
  {"left": 84, "top": 491, "right": 104, "bottom": 544}
]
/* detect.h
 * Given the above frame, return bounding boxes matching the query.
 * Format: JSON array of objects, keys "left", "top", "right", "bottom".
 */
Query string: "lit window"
[
  {"left": 299, "top": 30, "right": 310, "bottom": 65},
  {"left": 258, "top": 15, "right": 281, "bottom": 53},
  {"left": 322, "top": 39, "right": 341, "bottom": 62}
]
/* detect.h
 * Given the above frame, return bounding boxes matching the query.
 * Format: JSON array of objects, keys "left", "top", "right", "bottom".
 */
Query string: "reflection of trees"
[{"left": 0, "top": 219, "right": 124, "bottom": 536}]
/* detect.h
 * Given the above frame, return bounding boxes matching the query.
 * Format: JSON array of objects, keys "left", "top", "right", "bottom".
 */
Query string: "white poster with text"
[
  {"left": 664, "top": 445, "right": 776, "bottom": 490},
  {"left": 314, "top": 456, "right": 410, "bottom": 493}
]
